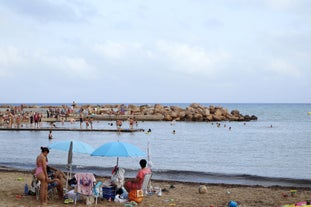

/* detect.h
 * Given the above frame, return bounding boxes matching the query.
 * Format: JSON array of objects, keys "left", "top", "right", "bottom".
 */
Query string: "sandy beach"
[{"left": 1, "top": 170, "right": 311, "bottom": 207}]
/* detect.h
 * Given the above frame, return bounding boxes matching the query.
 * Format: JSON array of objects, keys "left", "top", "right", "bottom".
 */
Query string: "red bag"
[{"left": 129, "top": 189, "right": 143, "bottom": 203}]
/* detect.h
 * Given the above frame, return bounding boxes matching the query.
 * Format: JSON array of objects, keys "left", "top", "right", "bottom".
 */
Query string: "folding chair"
[
  {"left": 47, "top": 181, "right": 59, "bottom": 200},
  {"left": 31, "top": 175, "right": 41, "bottom": 201},
  {"left": 93, "top": 181, "right": 103, "bottom": 204},
  {"left": 33, "top": 176, "right": 58, "bottom": 201},
  {"left": 141, "top": 173, "right": 152, "bottom": 196}
]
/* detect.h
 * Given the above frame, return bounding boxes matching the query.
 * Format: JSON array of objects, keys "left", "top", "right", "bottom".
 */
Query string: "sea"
[{"left": 0, "top": 103, "right": 311, "bottom": 187}]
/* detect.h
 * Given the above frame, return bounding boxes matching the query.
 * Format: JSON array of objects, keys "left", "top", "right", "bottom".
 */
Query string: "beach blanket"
[{"left": 74, "top": 173, "right": 96, "bottom": 196}]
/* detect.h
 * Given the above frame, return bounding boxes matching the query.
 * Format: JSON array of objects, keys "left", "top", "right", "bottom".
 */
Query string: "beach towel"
[{"left": 74, "top": 173, "right": 96, "bottom": 196}]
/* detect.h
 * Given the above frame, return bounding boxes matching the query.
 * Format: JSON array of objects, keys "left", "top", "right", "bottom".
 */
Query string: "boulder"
[{"left": 193, "top": 113, "right": 203, "bottom": 121}]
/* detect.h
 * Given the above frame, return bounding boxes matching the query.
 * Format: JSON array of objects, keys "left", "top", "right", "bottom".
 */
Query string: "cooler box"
[{"left": 102, "top": 186, "right": 116, "bottom": 200}]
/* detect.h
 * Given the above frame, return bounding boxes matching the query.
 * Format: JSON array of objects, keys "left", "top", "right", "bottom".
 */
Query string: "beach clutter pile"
[
  {"left": 58, "top": 179, "right": 166, "bottom": 206},
  {"left": 281, "top": 189, "right": 311, "bottom": 207},
  {"left": 282, "top": 201, "right": 311, "bottom": 207},
  {"left": 19, "top": 173, "right": 243, "bottom": 207},
  {"left": 11, "top": 172, "right": 311, "bottom": 206}
]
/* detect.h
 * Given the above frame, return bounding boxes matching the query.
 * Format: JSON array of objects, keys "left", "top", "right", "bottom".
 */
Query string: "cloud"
[
  {"left": 0, "top": 45, "right": 97, "bottom": 80},
  {"left": 264, "top": 0, "right": 299, "bottom": 10},
  {"left": 266, "top": 59, "right": 301, "bottom": 78},
  {"left": 93, "top": 41, "right": 144, "bottom": 60},
  {"left": 156, "top": 41, "right": 229, "bottom": 76},
  {"left": 63, "top": 57, "right": 97, "bottom": 79},
  {"left": 0, "top": 0, "right": 95, "bottom": 23},
  {"left": 0, "top": 0, "right": 310, "bottom": 103},
  {"left": 0, "top": 46, "right": 25, "bottom": 77},
  {"left": 0, "top": 46, "right": 23, "bottom": 66},
  {"left": 92, "top": 40, "right": 231, "bottom": 79}
]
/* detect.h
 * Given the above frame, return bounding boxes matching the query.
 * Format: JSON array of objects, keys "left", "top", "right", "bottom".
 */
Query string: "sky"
[{"left": 0, "top": 0, "right": 310, "bottom": 103}]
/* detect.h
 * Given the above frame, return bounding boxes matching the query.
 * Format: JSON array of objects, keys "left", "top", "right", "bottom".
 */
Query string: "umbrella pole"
[
  {"left": 66, "top": 165, "right": 72, "bottom": 190},
  {"left": 66, "top": 172, "right": 69, "bottom": 189},
  {"left": 117, "top": 157, "right": 119, "bottom": 166}
]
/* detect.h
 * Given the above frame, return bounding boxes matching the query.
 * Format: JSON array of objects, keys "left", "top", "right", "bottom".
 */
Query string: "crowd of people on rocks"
[
  {"left": 0, "top": 110, "right": 43, "bottom": 128},
  {"left": 0, "top": 104, "right": 139, "bottom": 129}
]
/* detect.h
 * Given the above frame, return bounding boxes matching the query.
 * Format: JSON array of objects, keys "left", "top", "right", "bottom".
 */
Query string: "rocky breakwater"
[
  {"left": 0, "top": 103, "right": 258, "bottom": 122},
  {"left": 100, "top": 103, "right": 257, "bottom": 122}
]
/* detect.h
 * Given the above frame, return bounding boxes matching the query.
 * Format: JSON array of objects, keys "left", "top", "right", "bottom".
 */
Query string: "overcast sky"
[{"left": 0, "top": 0, "right": 310, "bottom": 103}]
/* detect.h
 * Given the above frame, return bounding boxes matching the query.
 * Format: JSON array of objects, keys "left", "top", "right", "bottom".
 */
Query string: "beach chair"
[
  {"left": 92, "top": 181, "right": 103, "bottom": 204},
  {"left": 47, "top": 181, "right": 59, "bottom": 200},
  {"left": 32, "top": 175, "right": 59, "bottom": 201},
  {"left": 31, "top": 175, "right": 41, "bottom": 201},
  {"left": 73, "top": 172, "right": 100, "bottom": 205},
  {"left": 141, "top": 173, "right": 152, "bottom": 196}
]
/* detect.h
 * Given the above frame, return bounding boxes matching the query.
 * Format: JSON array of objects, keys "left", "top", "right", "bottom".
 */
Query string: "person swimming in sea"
[{"left": 48, "top": 130, "right": 53, "bottom": 139}]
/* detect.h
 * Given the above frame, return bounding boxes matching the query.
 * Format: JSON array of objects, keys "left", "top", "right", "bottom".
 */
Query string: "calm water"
[{"left": 1, "top": 103, "right": 311, "bottom": 187}]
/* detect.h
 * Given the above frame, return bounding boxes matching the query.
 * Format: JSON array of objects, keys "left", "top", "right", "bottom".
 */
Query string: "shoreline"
[
  {"left": 2, "top": 165, "right": 311, "bottom": 189},
  {"left": 1, "top": 170, "right": 311, "bottom": 207}
]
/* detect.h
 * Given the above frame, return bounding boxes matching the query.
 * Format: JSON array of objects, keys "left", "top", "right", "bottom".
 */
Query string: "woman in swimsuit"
[{"left": 35, "top": 147, "right": 49, "bottom": 205}]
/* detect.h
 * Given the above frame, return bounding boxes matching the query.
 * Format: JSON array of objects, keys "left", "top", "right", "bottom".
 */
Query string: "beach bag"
[
  {"left": 129, "top": 189, "right": 143, "bottom": 203},
  {"left": 68, "top": 177, "right": 77, "bottom": 186}
]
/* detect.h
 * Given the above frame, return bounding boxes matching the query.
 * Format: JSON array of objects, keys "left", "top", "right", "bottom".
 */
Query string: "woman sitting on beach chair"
[
  {"left": 124, "top": 159, "right": 151, "bottom": 192},
  {"left": 47, "top": 165, "right": 66, "bottom": 199}
]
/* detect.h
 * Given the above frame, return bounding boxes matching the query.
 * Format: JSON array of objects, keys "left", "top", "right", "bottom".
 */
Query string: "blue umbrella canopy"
[
  {"left": 91, "top": 141, "right": 145, "bottom": 166},
  {"left": 91, "top": 141, "right": 145, "bottom": 157},
  {"left": 48, "top": 140, "right": 94, "bottom": 154}
]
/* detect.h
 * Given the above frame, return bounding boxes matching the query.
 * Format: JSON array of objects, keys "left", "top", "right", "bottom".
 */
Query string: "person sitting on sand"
[
  {"left": 46, "top": 165, "right": 66, "bottom": 199},
  {"left": 124, "top": 159, "right": 151, "bottom": 192}
]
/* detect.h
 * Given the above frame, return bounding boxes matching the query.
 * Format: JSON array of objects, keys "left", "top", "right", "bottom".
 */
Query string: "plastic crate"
[{"left": 102, "top": 186, "right": 116, "bottom": 200}]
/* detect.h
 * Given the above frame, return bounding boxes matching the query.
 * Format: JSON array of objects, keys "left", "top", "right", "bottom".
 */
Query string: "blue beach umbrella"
[
  {"left": 48, "top": 140, "right": 95, "bottom": 187},
  {"left": 48, "top": 139, "right": 94, "bottom": 168},
  {"left": 48, "top": 140, "right": 94, "bottom": 154},
  {"left": 91, "top": 141, "right": 146, "bottom": 166}
]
